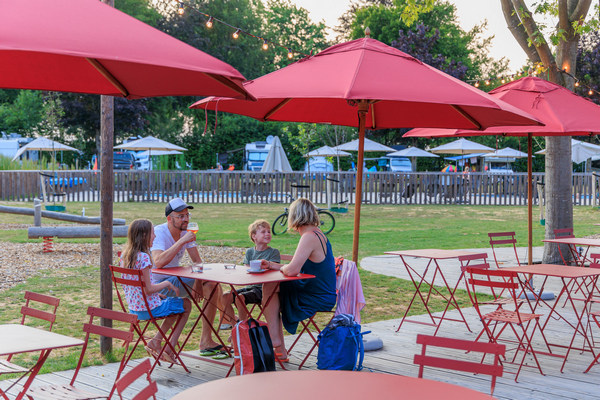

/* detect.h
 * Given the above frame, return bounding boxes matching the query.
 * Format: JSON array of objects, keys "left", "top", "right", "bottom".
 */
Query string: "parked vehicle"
[
  {"left": 244, "top": 136, "right": 273, "bottom": 171},
  {"left": 378, "top": 156, "right": 412, "bottom": 172},
  {"left": 113, "top": 152, "right": 135, "bottom": 169},
  {"left": 304, "top": 156, "right": 333, "bottom": 172}
]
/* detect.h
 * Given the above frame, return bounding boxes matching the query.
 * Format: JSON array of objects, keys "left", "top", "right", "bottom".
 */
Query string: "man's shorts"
[{"left": 234, "top": 284, "right": 262, "bottom": 304}]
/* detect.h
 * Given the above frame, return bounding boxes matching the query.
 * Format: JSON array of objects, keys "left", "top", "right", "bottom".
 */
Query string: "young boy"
[{"left": 220, "top": 220, "right": 280, "bottom": 329}]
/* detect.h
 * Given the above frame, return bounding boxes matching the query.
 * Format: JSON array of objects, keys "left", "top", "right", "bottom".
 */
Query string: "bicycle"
[{"left": 272, "top": 185, "right": 336, "bottom": 235}]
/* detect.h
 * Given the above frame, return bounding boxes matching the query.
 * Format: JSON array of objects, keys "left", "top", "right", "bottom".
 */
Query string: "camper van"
[{"left": 244, "top": 136, "right": 273, "bottom": 171}]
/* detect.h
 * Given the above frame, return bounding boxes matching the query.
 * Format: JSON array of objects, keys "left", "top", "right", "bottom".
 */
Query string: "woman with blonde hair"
[
  {"left": 121, "top": 219, "right": 191, "bottom": 364},
  {"left": 260, "top": 198, "right": 336, "bottom": 362}
]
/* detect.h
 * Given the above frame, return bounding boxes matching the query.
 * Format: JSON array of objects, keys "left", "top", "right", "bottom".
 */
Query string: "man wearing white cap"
[{"left": 151, "top": 198, "right": 222, "bottom": 354}]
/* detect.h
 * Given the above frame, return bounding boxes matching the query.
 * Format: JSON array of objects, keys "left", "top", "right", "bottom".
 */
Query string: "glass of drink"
[{"left": 187, "top": 222, "right": 199, "bottom": 234}]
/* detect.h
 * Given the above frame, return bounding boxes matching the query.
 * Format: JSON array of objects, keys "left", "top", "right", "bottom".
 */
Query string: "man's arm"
[
  {"left": 152, "top": 231, "right": 196, "bottom": 268},
  {"left": 187, "top": 246, "right": 202, "bottom": 264}
]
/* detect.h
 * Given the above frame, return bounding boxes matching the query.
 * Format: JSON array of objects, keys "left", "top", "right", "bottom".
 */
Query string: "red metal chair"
[
  {"left": 488, "top": 232, "right": 522, "bottom": 268},
  {"left": 26, "top": 306, "right": 137, "bottom": 400},
  {"left": 286, "top": 257, "right": 358, "bottom": 369},
  {"left": 114, "top": 359, "right": 158, "bottom": 400},
  {"left": 553, "top": 228, "right": 577, "bottom": 266},
  {"left": 110, "top": 264, "right": 190, "bottom": 373},
  {"left": 584, "top": 312, "right": 600, "bottom": 373},
  {"left": 465, "top": 267, "right": 550, "bottom": 382},
  {"left": 0, "top": 291, "right": 60, "bottom": 400},
  {"left": 414, "top": 334, "right": 505, "bottom": 395}
]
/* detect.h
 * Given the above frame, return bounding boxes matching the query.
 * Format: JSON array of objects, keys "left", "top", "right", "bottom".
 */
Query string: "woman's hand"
[{"left": 167, "top": 282, "right": 180, "bottom": 297}]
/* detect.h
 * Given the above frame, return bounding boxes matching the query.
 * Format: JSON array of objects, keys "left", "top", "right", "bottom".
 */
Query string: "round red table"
[{"left": 171, "top": 370, "right": 496, "bottom": 400}]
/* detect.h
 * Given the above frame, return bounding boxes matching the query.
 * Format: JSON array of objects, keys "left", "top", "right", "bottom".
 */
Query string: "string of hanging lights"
[{"left": 175, "top": 1, "right": 309, "bottom": 60}]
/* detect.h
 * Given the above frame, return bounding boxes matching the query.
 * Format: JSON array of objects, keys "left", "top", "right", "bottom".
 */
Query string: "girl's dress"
[
  {"left": 279, "top": 232, "right": 337, "bottom": 334},
  {"left": 122, "top": 252, "right": 184, "bottom": 320}
]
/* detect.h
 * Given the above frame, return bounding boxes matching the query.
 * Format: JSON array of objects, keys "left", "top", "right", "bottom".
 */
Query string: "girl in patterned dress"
[{"left": 121, "top": 219, "right": 191, "bottom": 363}]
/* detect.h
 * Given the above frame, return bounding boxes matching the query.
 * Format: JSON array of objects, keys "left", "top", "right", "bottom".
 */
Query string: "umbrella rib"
[
  {"left": 86, "top": 58, "right": 129, "bottom": 98},
  {"left": 450, "top": 105, "right": 482, "bottom": 129},
  {"left": 205, "top": 73, "right": 254, "bottom": 100},
  {"left": 264, "top": 99, "right": 292, "bottom": 120}
]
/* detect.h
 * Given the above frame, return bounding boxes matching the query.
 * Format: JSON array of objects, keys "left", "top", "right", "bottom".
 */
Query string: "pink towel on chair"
[{"left": 335, "top": 259, "right": 366, "bottom": 323}]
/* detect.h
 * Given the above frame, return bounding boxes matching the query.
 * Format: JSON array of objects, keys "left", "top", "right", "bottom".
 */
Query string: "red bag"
[{"left": 232, "top": 318, "right": 276, "bottom": 375}]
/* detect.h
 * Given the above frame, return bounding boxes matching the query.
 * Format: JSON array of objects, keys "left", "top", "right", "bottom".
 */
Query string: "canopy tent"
[
  {"left": 12, "top": 137, "right": 79, "bottom": 161},
  {"left": 305, "top": 146, "right": 352, "bottom": 158},
  {"left": 387, "top": 146, "right": 438, "bottom": 172},
  {"left": 191, "top": 37, "right": 541, "bottom": 262},
  {"left": 430, "top": 138, "right": 494, "bottom": 155},
  {"left": 484, "top": 147, "right": 529, "bottom": 159},
  {"left": 261, "top": 136, "right": 292, "bottom": 173},
  {"left": 335, "top": 138, "right": 396, "bottom": 153},
  {"left": 536, "top": 139, "right": 600, "bottom": 164},
  {"left": 114, "top": 136, "right": 186, "bottom": 152}
]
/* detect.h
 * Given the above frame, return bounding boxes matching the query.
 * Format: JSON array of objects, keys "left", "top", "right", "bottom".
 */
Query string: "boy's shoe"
[{"left": 219, "top": 323, "right": 233, "bottom": 330}]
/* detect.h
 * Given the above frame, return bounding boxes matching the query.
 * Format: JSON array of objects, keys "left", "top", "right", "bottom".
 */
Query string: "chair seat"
[
  {"left": 0, "top": 360, "right": 28, "bottom": 374},
  {"left": 26, "top": 384, "right": 106, "bottom": 400},
  {"left": 484, "top": 309, "right": 542, "bottom": 324},
  {"left": 481, "top": 298, "right": 525, "bottom": 306}
]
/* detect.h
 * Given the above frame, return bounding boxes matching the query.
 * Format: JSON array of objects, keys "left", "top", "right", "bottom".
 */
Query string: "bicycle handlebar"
[{"left": 326, "top": 177, "right": 340, "bottom": 183}]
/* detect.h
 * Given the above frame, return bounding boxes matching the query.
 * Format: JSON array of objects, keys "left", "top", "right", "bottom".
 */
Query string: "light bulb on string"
[
  {"left": 575, "top": 81, "right": 580, "bottom": 87},
  {"left": 232, "top": 29, "right": 240, "bottom": 39},
  {"left": 206, "top": 16, "right": 214, "bottom": 28},
  {"left": 262, "top": 39, "right": 269, "bottom": 51},
  {"left": 287, "top": 48, "right": 293, "bottom": 59},
  {"left": 589, "top": 89, "right": 594, "bottom": 96},
  {"left": 485, "top": 79, "right": 490, "bottom": 86},
  {"left": 177, "top": 2, "right": 184, "bottom": 15},
  {"left": 501, "top": 77, "right": 506, "bottom": 84},
  {"left": 474, "top": 81, "right": 480, "bottom": 88}
]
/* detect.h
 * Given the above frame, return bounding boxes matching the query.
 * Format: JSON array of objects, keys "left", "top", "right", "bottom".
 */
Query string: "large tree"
[{"left": 500, "top": 0, "right": 599, "bottom": 263}]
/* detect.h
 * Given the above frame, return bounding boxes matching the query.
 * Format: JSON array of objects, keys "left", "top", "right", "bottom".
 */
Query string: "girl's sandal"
[{"left": 275, "top": 352, "right": 289, "bottom": 363}]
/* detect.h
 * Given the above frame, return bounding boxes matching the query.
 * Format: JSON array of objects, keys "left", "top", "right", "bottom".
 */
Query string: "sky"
[{"left": 290, "top": 0, "right": 530, "bottom": 72}]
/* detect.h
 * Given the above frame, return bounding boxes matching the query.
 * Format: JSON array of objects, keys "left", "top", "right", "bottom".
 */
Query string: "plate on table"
[{"left": 247, "top": 269, "right": 268, "bottom": 274}]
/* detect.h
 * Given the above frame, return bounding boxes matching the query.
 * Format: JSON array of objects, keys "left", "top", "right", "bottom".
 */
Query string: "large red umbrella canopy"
[
  {"left": 404, "top": 76, "right": 600, "bottom": 264},
  {"left": 191, "top": 37, "right": 541, "bottom": 261},
  {"left": 0, "top": 0, "right": 251, "bottom": 99}
]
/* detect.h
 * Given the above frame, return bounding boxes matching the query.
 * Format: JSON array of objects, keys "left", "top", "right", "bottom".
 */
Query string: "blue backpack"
[{"left": 317, "top": 314, "right": 369, "bottom": 371}]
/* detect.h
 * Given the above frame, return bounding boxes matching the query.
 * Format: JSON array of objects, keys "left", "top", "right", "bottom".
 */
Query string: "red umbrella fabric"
[
  {"left": 0, "top": 0, "right": 251, "bottom": 100},
  {"left": 191, "top": 38, "right": 542, "bottom": 261},
  {"left": 404, "top": 76, "right": 600, "bottom": 264}
]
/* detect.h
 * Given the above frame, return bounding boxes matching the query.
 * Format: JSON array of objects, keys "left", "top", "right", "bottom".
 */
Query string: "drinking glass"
[{"left": 187, "top": 222, "right": 199, "bottom": 234}]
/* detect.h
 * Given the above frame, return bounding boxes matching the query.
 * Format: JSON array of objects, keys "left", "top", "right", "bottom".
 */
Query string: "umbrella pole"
[
  {"left": 528, "top": 133, "right": 533, "bottom": 265},
  {"left": 352, "top": 101, "right": 368, "bottom": 262}
]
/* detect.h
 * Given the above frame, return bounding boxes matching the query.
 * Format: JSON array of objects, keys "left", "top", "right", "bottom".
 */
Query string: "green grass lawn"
[{"left": 1, "top": 201, "right": 599, "bottom": 375}]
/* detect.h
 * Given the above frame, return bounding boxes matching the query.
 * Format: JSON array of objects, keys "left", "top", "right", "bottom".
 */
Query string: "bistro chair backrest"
[
  {"left": 590, "top": 253, "right": 600, "bottom": 269},
  {"left": 414, "top": 334, "right": 505, "bottom": 395},
  {"left": 488, "top": 231, "right": 522, "bottom": 267},
  {"left": 115, "top": 358, "right": 158, "bottom": 400},
  {"left": 20, "top": 291, "right": 60, "bottom": 330},
  {"left": 554, "top": 228, "right": 574, "bottom": 239}
]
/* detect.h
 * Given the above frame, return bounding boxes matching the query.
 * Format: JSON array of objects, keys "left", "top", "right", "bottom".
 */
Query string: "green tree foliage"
[{"left": 0, "top": 90, "right": 45, "bottom": 134}]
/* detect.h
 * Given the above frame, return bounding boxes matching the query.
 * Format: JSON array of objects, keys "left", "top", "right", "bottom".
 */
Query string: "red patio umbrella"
[
  {"left": 0, "top": 0, "right": 251, "bottom": 100},
  {"left": 404, "top": 76, "right": 600, "bottom": 264},
  {"left": 191, "top": 37, "right": 541, "bottom": 262}
]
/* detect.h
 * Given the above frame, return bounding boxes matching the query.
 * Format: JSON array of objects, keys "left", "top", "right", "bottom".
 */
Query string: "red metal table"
[
  {"left": 385, "top": 249, "right": 479, "bottom": 334},
  {"left": 542, "top": 237, "right": 600, "bottom": 267},
  {"left": 171, "top": 370, "right": 496, "bottom": 400},
  {"left": 503, "top": 264, "right": 600, "bottom": 371},
  {"left": 0, "top": 324, "right": 84, "bottom": 400},
  {"left": 154, "top": 263, "right": 314, "bottom": 375}
]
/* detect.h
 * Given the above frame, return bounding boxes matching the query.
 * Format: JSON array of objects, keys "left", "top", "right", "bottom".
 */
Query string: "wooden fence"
[{"left": 0, "top": 170, "right": 598, "bottom": 206}]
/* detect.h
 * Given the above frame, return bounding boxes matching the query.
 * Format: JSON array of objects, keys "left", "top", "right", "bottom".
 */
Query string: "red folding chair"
[
  {"left": 26, "top": 307, "right": 137, "bottom": 400},
  {"left": 488, "top": 232, "right": 522, "bottom": 268},
  {"left": 465, "top": 267, "right": 550, "bottom": 382},
  {"left": 286, "top": 257, "right": 357, "bottom": 369},
  {"left": 553, "top": 228, "right": 577, "bottom": 266},
  {"left": 584, "top": 312, "right": 600, "bottom": 373},
  {"left": 110, "top": 265, "right": 190, "bottom": 373},
  {"left": 114, "top": 359, "right": 158, "bottom": 400},
  {"left": 414, "top": 334, "right": 505, "bottom": 395},
  {"left": 0, "top": 292, "right": 60, "bottom": 400}
]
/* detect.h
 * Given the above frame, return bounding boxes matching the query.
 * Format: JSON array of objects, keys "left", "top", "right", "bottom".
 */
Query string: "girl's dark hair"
[{"left": 122, "top": 219, "right": 153, "bottom": 269}]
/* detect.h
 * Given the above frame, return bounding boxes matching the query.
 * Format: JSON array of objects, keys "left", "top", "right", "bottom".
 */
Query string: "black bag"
[{"left": 232, "top": 318, "right": 276, "bottom": 375}]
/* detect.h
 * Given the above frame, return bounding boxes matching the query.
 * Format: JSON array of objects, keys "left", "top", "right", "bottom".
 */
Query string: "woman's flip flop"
[{"left": 199, "top": 344, "right": 224, "bottom": 357}]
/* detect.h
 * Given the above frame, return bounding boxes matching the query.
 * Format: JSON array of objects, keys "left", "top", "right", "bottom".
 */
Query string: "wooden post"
[
  {"left": 99, "top": 0, "right": 115, "bottom": 354},
  {"left": 34, "top": 198, "right": 41, "bottom": 227},
  {"left": 352, "top": 101, "right": 369, "bottom": 262}
]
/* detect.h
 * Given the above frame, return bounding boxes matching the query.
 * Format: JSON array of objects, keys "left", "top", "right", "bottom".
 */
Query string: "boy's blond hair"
[{"left": 248, "top": 219, "right": 271, "bottom": 243}]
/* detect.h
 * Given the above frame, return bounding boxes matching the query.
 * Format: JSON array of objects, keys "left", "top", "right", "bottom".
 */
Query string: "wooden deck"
[{"left": 3, "top": 301, "right": 600, "bottom": 400}]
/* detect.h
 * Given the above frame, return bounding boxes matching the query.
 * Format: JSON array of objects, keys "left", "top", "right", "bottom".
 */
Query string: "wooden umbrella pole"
[
  {"left": 528, "top": 132, "right": 533, "bottom": 265},
  {"left": 352, "top": 101, "right": 369, "bottom": 262}
]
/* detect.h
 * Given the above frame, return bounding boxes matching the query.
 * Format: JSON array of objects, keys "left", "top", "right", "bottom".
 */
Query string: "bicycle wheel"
[
  {"left": 272, "top": 213, "right": 288, "bottom": 235},
  {"left": 318, "top": 210, "right": 335, "bottom": 235}
]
